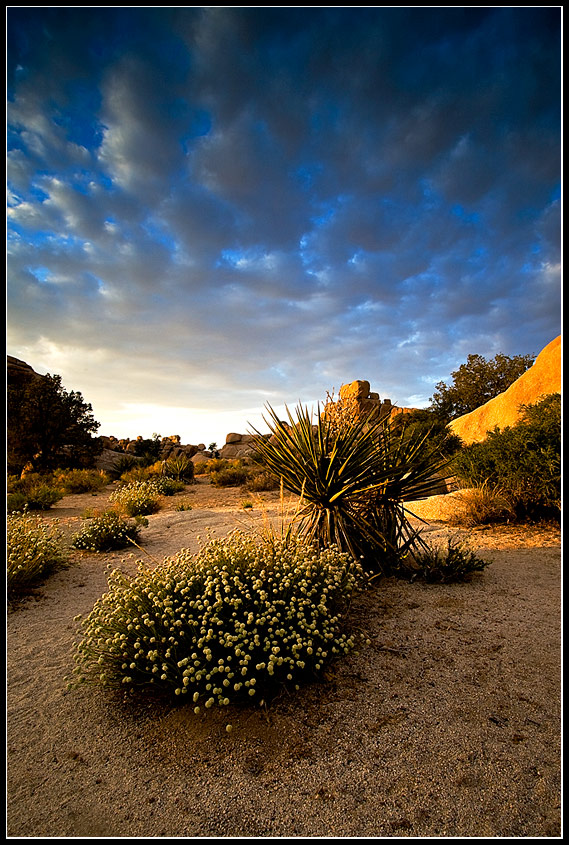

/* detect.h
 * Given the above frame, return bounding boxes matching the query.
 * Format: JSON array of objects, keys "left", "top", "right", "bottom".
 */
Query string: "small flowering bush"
[
  {"left": 109, "top": 480, "right": 161, "bottom": 517},
  {"left": 153, "top": 477, "right": 186, "bottom": 496},
  {"left": 72, "top": 509, "right": 142, "bottom": 552},
  {"left": 8, "top": 509, "right": 68, "bottom": 597},
  {"left": 71, "top": 531, "right": 363, "bottom": 707}
]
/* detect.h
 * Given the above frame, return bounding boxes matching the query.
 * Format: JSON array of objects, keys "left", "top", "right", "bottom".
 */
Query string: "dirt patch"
[{"left": 7, "top": 480, "right": 561, "bottom": 837}]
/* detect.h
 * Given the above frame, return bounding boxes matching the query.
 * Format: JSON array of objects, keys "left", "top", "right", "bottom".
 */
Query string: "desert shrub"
[
  {"left": 72, "top": 510, "right": 142, "bottom": 552},
  {"left": 7, "top": 510, "right": 68, "bottom": 597},
  {"left": 251, "top": 402, "right": 448, "bottom": 575},
  {"left": 7, "top": 474, "right": 26, "bottom": 493},
  {"left": 53, "top": 468, "right": 109, "bottom": 494},
  {"left": 109, "top": 480, "right": 161, "bottom": 517},
  {"left": 396, "top": 409, "right": 463, "bottom": 458},
  {"left": 21, "top": 482, "right": 64, "bottom": 510},
  {"left": 163, "top": 455, "right": 194, "bottom": 483},
  {"left": 245, "top": 469, "right": 280, "bottom": 492},
  {"left": 7, "top": 491, "right": 28, "bottom": 513},
  {"left": 119, "top": 463, "right": 160, "bottom": 485},
  {"left": 71, "top": 531, "right": 363, "bottom": 705},
  {"left": 210, "top": 464, "right": 249, "bottom": 488},
  {"left": 452, "top": 394, "right": 561, "bottom": 521},
  {"left": 154, "top": 477, "right": 186, "bottom": 496},
  {"left": 6, "top": 472, "right": 64, "bottom": 510},
  {"left": 174, "top": 501, "right": 193, "bottom": 512},
  {"left": 400, "top": 536, "right": 490, "bottom": 583},
  {"left": 448, "top": 483, "right": 516, "bottom": 528}
]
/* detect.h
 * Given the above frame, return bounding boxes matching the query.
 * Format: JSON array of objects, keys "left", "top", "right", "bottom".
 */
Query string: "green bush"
[
  {"left": 245, "top": 469, "right": 280, "bottom": 492},
  {"left": 7, "top": 491, "right": 28, "bottom": 512},
  {"left": 251, "top": 402, "right": 448, "bottom": 575},
  {"left": 6, "top": 472, "right": 65, "bottom": 511},
  {"left": 53, "top": 468, "right": 110, "bottom": 494},
  {"left": 72, "top": 510, "right": 142, "bottom": 552},
  {"left": 401, "top": 536, "right": 490, "bottom": 583},
  {"left": 7, "top": 510, "right": 68, "bottom": 597},
  {"left": 71, "top": 531, "right": 363, "bottom": 704},
  {"left": 21, "top": 482, "right": 64, "bottom": 510},
  {"left": 154, "top": 476, "right": 186, "bottom": 496},
  {"left": 452, "top": 394, "right": 561, "bottom": 521},
  {"left": 109, "top": 480, "right": 161, "bottom": 517},
  {"left": 119, "top": 462, "right": 162, "bottom": 485},
  {"left": 194, "top": 458, "right": 227, "bottom": 475},
  {"left": 210, "top": 464, "right": 249, "bottom": 488},
  {"left": 174, "top": 501, "right": 193, "bottom": 512}
]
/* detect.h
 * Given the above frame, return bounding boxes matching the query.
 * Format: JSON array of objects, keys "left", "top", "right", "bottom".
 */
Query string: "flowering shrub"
[
  {"left": 153, "top": 477, "right": 186, "bottom": 496},
  {"left": 109, "top": 480, "right": 161, "bottom": 517},
  {"left": 71, "top": 531, "right": 363, "bottom": 706},
  {"left": 8, "top": 510, "right": 68, "bottom": 597},
  {"left": 72, "top": 509, "right": 142, "bottom": 552}
]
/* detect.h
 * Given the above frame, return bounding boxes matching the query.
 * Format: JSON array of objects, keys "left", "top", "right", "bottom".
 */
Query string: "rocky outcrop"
[
  {"left": 220, "top": 433, "right": 268, "bottom": 459},
  {"left": 218, "top": 383, "right": 418, "bottom": 460},
  {"left": 336, "top": 380, "right": 417, "bottom": 422},
  {"left": 449, "top": 335, "right": 561, "bottom": 445},
  {"left": 7, "top": 355, "right": 44, "bottom": 386}
]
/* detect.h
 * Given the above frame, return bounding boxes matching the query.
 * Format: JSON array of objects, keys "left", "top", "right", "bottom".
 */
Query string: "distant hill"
[{"left": 449, "top": 335, "right": 561, "bottom": 445}]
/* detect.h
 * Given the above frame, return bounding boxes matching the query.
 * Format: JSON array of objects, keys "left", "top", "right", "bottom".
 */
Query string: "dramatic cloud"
[{"left": 7, "top": 7, "right": 561, "bottom": 444}]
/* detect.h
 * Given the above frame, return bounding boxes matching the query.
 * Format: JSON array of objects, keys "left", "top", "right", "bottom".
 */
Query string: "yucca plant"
[
  {"left": 163, "top": 455, "right": 195, "bottom": 483},
  {"left": 251, "top": 401, "right": 449, "bottom": 575}
]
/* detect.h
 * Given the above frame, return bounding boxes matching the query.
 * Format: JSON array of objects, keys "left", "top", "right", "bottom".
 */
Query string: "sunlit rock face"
[{"left": 449, "top": 336, "right": 561, "bottom": 446}]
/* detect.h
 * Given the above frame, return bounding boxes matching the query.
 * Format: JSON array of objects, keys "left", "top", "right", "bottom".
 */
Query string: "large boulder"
[
  {"left": 339, "top": 380, "right": 371, "bottom": 401},
  {"left": 449, "top": 336, "right": 561, "bottom": 445}
]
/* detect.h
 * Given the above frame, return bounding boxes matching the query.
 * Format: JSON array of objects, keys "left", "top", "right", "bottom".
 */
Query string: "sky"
[{"left": 7, "top": 7, "right": 562, "bottom": 447}]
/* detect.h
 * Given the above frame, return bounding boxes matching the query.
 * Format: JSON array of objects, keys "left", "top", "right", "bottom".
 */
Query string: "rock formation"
[
  {"left": 336, "top": 380, "right": 417, "bottom": 423},
  {"left": 449, "top": 335, "right": 561, "bottom": 446},
  {"left": 7, "top": 355, "right": 44, "bottom": 386},
  {"left": 220, "top": 433, "right": 268, "bottom": 459}
]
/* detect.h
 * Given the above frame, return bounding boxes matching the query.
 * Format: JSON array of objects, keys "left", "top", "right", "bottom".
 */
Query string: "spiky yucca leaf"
[{"left": 251, "top": 403, "right": 449, "bottom": 574}]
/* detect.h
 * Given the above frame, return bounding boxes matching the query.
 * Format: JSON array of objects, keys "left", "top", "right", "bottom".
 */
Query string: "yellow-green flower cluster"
[
  {"left": 109, "top": 480, "right": 161, "bottom": 517},
  {"left": 71, "top": 531, "right": 363, "bottom": 707},
  {"left": 7, "top": 510, "right": 68, "bottom": 596}
]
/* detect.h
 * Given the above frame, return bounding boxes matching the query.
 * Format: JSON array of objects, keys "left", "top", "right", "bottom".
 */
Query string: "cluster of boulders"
[
  {"left": 219, "top": 432, "right": 270, "bottom": 459},
  {"left": 337, "top": 379, "right": 416, "bottom": 421},
  {"left": 98, "top": 434, "right": 205, "bottom": 459},
  {"left": 95, "top": 435, "right": 209, "bottom": 474}
]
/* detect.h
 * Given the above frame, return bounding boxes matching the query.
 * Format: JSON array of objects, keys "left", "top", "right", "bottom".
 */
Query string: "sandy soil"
[{"left": 7, "top": 479, "right": 562, "bottom": 837}]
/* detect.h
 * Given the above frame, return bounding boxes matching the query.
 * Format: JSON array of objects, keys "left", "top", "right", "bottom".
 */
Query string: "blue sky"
[{"left": 7, "top": 7, "right": 561, "bottom": 446}]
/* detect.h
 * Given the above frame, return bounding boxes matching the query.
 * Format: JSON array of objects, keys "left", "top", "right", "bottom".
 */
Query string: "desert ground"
[{"left": 7, "top": 478, "right": 561, "bottom": 838}]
